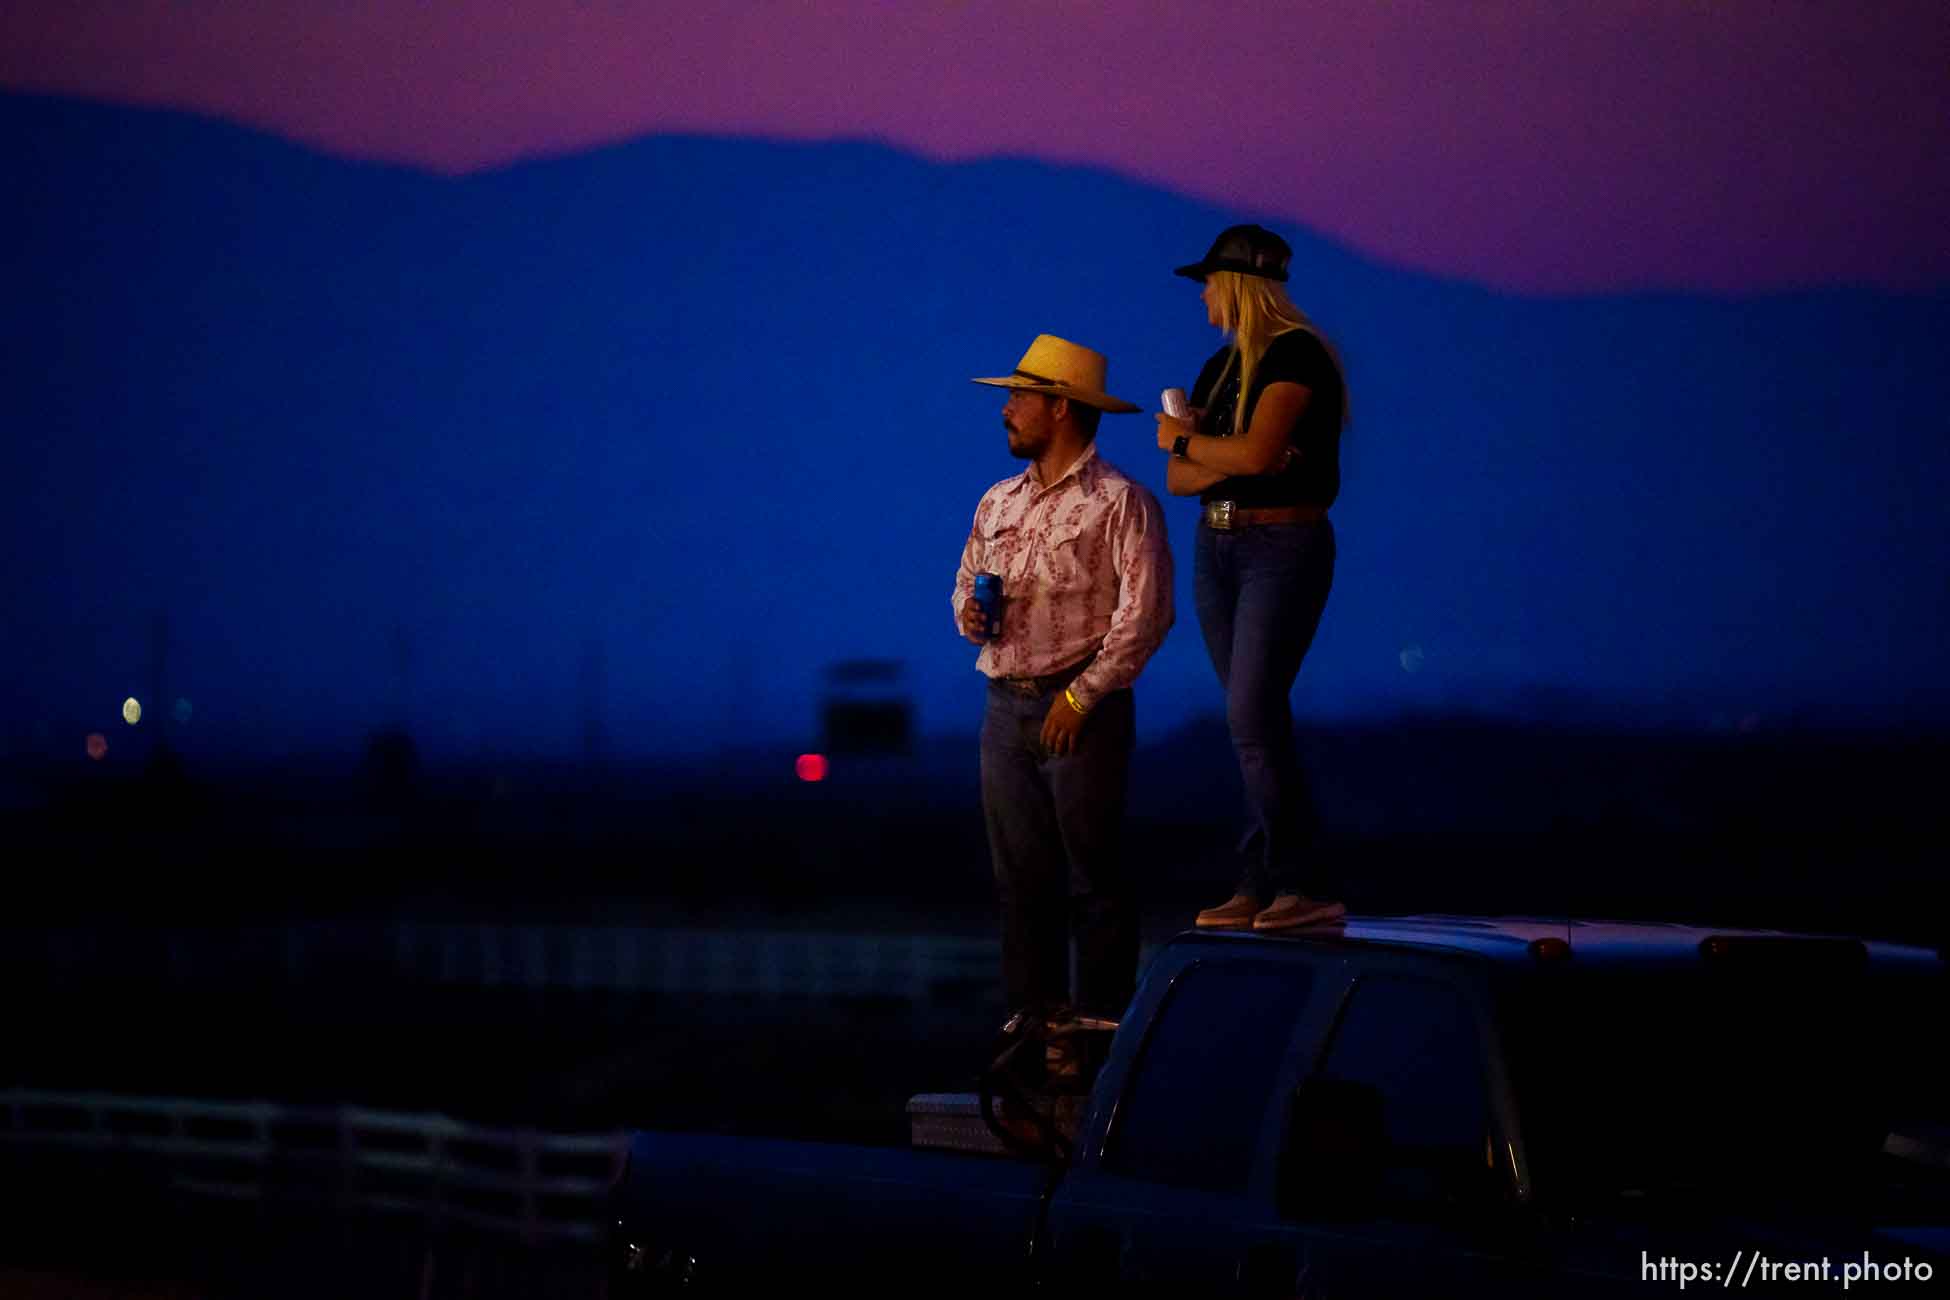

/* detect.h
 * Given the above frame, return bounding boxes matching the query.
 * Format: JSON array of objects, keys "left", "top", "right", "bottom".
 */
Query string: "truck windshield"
[{"left": 1503, "top": 960, "right": 1949, "bottom": 1217}]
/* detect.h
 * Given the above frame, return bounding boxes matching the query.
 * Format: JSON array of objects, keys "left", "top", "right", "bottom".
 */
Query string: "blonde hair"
[{"left": 1206, "top": 271, "right": 1349, "bottom": 437}]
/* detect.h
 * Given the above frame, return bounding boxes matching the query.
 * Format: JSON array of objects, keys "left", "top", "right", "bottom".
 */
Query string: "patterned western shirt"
[{"left": 952, "top": 442, "right": 1174, "bottom": 711}]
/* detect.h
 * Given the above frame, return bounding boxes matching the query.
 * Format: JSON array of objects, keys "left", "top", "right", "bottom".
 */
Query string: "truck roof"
[{"left": 1177, "top": 913, "right": 1943, "bottom": 973}]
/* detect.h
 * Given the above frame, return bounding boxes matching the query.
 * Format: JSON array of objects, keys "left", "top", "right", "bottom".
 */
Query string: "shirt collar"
[{"left": 1012, "top": 440, "right": 1100, "bottom": 497}]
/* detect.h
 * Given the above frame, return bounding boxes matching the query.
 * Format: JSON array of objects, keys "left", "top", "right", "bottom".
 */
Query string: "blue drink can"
[{"left": 973, "top": 572, "right": 1005, "bottom": 642}]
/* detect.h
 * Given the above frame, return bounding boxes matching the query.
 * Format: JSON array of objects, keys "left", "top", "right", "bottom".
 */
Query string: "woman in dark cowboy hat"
[{"left": 1155, "top": 224, "right": 1350, "bottom": 931}]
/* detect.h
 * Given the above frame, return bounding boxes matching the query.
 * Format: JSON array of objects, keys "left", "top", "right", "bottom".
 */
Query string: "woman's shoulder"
[
  {"left": 1266, "top": 326, "right": 1328, "bottom": 362},
  {"left": 1263, "top": 328, "right": 1337, "bottom": 385}
]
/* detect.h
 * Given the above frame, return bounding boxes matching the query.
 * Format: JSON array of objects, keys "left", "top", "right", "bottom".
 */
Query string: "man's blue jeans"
[
  {"left": 980, "top": 678, "right": 1137, "bottom": 1020},
  {"left": 1193, "top": 518, "right": 1336, "bottom": 899}
]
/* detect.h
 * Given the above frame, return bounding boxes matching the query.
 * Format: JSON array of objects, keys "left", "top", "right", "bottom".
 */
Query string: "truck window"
[
  {"left": 1103, "top": 961, "right": 1316, "bottom": 1194},
  {"left": 1282, "top": 974, "right": 1493, "bottom": 1217},
  {"left": 1505, "top": 962, "right": 1950, "bottom": 1214}
]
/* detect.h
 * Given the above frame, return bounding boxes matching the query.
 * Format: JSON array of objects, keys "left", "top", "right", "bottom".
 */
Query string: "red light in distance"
[{"left": 796, "top": 753, "right": 828, "bottom": 782}]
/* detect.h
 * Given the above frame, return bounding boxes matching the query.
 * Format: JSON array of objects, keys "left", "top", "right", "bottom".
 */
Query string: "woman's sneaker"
[
  {"left": 1195, "top": 892, "right": 1261, "bottom": 927},
  {"left": 1252, "top": 893, "right": 1347, "bottom": 931}
]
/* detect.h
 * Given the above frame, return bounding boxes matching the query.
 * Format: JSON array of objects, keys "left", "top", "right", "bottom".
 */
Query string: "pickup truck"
[{"left": 605, "top": 916, "right": 1949, "bottom": 1294}]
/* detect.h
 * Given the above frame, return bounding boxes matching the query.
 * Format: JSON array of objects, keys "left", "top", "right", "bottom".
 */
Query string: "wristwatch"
[{"left": 1171, "top": 434, "right": 1191, "bottom": 460}]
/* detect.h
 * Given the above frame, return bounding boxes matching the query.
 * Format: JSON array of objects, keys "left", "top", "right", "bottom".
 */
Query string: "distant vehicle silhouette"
[
  {"left": 364, "top": 726, "right": 421, "bottom": 811},
  {"left": 820, "top": 659, "right": 912, "bottom": 757}
]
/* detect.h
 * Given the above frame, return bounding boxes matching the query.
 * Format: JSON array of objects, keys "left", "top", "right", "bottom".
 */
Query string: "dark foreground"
[{"left": 3, "top": 719, "right": 1944, "bottom": 1295}]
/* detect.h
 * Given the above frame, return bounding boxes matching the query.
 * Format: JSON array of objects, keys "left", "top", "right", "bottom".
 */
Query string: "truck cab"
[{"left": 609, "top": 917, "right": 1950, "bottom": 1293}]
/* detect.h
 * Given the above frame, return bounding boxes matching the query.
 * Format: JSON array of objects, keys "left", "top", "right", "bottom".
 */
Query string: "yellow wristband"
[{"left": 1064, "top": 686, "right": 1088, "bottom": 716}]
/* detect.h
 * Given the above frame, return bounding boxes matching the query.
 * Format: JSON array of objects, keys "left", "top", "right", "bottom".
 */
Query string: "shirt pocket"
[
  {"left": 978, "top": 520, "right": 1021, "bottom": 581},
  {"left": 1034, "top": 521, "right": 1093, "bottom": 597}
]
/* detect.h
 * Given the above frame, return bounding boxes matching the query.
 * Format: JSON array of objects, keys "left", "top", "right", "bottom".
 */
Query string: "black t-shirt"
[{"left": 1188, "top": 328, "right": 1343, "bottom": 509}]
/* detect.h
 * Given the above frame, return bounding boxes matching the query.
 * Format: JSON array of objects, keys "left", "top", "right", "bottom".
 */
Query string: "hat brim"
[
  {"left": 1173, "top": 258, "right": 1289, "bottom": 283},
  {"left": 970, "top": 375, "right": 1140, "bottom": 414}
]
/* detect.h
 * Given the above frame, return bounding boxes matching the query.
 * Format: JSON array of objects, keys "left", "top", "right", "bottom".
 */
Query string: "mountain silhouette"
[{"left": 5, "top": 90, "right": 1947, "bottom": 761}]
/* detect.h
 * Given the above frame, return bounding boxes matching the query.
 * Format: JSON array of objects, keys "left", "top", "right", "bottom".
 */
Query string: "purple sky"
[{"left": 5, "top": 0, "right": 1947, "bottom": 295}]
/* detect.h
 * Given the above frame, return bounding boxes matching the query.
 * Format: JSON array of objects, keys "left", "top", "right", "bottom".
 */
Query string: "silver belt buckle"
[{"left": 1205, "top": 499, "right": 1237, "bottom": 531}]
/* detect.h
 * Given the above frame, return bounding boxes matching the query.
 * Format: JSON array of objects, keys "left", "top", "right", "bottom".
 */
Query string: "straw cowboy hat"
[{"left": 970, "top": 334, "right": 1140, "bottom": 414}]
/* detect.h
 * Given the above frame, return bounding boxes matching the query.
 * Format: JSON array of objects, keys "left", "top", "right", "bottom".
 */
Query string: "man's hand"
[
  {"left": 1040, "top": 694, "right": 1086, "bottom": 756},
  {"left": 959, "top": 597, "right": 996, "bottom": 644}
]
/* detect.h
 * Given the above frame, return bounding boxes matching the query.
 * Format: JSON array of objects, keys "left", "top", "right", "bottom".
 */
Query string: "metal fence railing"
[
  {"left": 18, "top": 922, "right": 1166, "bottom": 1001},
  {"left": 1, "top": 1088, "right": 628, "bottom": 1246},
  {"left": 16, "top": 922, "right": 1022, "bottom": 1002}
]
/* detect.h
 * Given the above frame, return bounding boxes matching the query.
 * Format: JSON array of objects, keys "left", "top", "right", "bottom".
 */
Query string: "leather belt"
[
  {"left": 995, "top": 654, "right": 1095, "bottom": 698},
  {"left": 1202, "top": 500, "right": 1328, "bottom": 531}
]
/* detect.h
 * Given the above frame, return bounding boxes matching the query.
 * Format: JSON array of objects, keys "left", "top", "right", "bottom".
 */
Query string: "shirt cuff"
[{"left": 1066, "top": 673, "right": 1106, "bottom": 713}]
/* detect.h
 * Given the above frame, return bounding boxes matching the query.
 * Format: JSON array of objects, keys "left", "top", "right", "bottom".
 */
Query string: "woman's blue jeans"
[{"left": 1193, "top": 517, "right": 1336, "bottom": 898}]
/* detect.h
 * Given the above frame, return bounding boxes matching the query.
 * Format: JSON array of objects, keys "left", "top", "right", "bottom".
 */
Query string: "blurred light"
[
  {"left": 122, "top": 697, "right": 142, "bottom": 725},
  {"left": 173, "top": 697, "right": 193, "bottom": 725},
  {"left": 86, "top": 733, "right": 108, "bottom": 760},
  {"left": 796, "top": 753, "right": 828, "bottom": 783},
  {"left": 1399, "top": 643, "right": 1425, "bottom": 674}
]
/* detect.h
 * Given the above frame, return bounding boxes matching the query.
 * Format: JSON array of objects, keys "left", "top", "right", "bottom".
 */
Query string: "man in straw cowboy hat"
[{"left": 953, "top": 334, "right": 1174, "bottom": 1085}]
